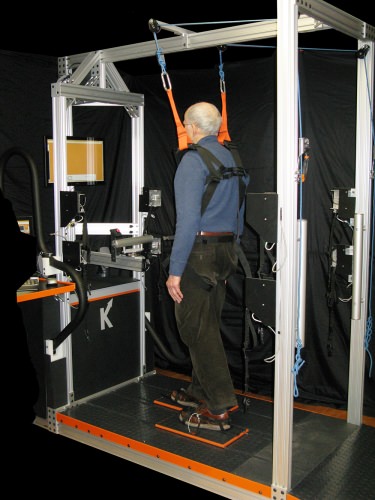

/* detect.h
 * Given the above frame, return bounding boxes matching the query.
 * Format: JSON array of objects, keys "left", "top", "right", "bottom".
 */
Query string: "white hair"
[{"left": 185, "top": 102, "right": 222, "bottom": 135}]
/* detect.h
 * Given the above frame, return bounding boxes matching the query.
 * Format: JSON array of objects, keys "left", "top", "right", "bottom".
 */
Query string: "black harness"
[
  {"left": 179, "top": 141, "right": 248, "bottom": 218},
  {"left": 177, "top": 141, "right": 250, "bottom": 291}
]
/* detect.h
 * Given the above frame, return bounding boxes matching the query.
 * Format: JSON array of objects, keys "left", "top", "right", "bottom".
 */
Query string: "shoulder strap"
[
  {"left": 186, "top": 144, "right": 223, "bottom": 214},
  {"left": 189, "top": 143, "right": 248, "bottom": 215}
]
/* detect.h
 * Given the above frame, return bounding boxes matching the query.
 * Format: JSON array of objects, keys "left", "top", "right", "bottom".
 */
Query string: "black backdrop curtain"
[{"left": 0, "top": 48, "right": 374, "bottom": 412}]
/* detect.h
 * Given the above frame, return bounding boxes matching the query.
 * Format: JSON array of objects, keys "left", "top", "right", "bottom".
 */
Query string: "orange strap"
[
  {"left": 166, "top": 88, "right": 231, "bottom": 151},
  {"left": 166, "top": 88, "right": 190, "bottom": 151},
  {"left": 218, "top": 91, "right": 231, "bottom": 144}
]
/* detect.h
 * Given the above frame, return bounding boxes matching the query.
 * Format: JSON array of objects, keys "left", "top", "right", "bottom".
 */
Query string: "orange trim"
[
  {"left": 292, "top": 403, "right": 375, "bottom": 428},
  {"left": 153, "top": 400, "right": 239, "bottom": 414},
  {"left": 17, "top": 280, "right": 75, "bottom": 303},
  {"left": 56, "top": 412, "right": 293, "bottom": 498},
  {"left": 70, "top": 288, "right": 139, "bottom": 307},
  {"left": 155, "top": 423, "right": 249, "bottom": 448},
  {"left": 153, "top": 400, "right": 182, "bottom": 411},
  {"left": 157, "top": 368, "right": 375, "bottom": 427}
]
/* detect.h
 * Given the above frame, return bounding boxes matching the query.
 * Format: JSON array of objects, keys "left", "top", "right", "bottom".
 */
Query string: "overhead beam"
[
  {"left": 296, "top": 0, "right": 374, "bottom": 41},
  {"left": 51, "top": 82, "right": 144, "bottom": 106},
  {"left": 59, "top": 4, "right": 374, "bottom": 73},
  {"left": 59, "top": 16, "right": 329, "bottom": 70}
]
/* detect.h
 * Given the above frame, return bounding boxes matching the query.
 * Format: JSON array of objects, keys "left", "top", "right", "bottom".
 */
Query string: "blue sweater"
[{"left": 169, "top": 135, "right": 249, "bottom": 276}]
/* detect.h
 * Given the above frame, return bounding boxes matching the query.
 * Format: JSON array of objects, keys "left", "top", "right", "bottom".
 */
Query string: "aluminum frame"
[{"left": 48, "top": 1, "right": 374, "bottom": 497}]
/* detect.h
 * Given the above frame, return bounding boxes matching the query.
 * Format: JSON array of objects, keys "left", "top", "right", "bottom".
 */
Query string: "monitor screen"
[
  {"left": 44, "top": 136, "right": 104, "bottom": 186},
  {"left": 17, "top": 216, "right": 33, "bottom": 235}
]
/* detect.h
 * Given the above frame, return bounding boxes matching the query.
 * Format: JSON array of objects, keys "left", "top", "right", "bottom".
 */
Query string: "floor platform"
[{"left": 50, "top": 370, "right": 375, "bottom": 499}]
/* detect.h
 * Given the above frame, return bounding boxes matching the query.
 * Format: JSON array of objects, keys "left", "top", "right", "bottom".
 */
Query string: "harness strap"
[
  {"left": 257, "top": 238, "right": 276, "bottom": 278},
  {"left": 218, "top": 91, "right": 231, "bottom": 144},
  {"left": 235, "top": 242, "right": 252, "bottom": 279},
  {"left": 242, "top": 306, "right": 257, "bottom": 409},
  {"left": 223, "top": 140, "right": 243, "bottom": 170},
  {"left": 165, "top": 87, "right": 230, "bottom": 151},
  {"left": 188, "top": 143, "right": 248, "bottom": 216},
  {"left": 165, "top": 88, "right": 190, "bottom": 151}
]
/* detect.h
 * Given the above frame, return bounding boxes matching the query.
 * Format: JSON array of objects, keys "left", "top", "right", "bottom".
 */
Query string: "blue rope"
[
  {"left": 363, "top": 55, "right": 374, "bottom": 378},
  {"left": 293, "top": 338, "right": 306, "bottom": 397},
  {"left": 153, "top": 20, "right": 357, "bottom": 73},
  {"left": 365, "top": 315, "right": 373, "bottom": 377},
  {"left": 292, "top": 77, "right": 306, "bottom": 398},
  {"left": 218, "top": 49, "right": 224, "bottom": 82},
  {"left": 153, "top": 32, "right": 167, "bottom": 74},
  {"left": 226, "top": 43, "right": 356, "bottom": 53}
]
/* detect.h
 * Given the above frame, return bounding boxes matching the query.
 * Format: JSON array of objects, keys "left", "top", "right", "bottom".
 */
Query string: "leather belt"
[
  {"left": 196, "top": 231, "right": 233, "bottom": 236},
  {"left": 195, "top": 231, "right": 234, "bottom": 243}
]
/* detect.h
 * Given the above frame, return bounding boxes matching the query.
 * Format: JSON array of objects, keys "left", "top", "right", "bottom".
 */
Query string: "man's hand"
[{"left": 166, "top": 275, "right": 183, "bottom": 303}]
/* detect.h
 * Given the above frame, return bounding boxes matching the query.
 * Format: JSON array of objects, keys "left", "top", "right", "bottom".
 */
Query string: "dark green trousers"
[{"left": 175, "top": 238, "right": 239, "bottom": 413}]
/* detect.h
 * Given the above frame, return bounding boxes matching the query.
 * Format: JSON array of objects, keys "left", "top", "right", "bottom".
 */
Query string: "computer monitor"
[
  {"left": 44, "top": 136, "right": 105, "bottom": 186},
  {"left": 17, "top": 216, "right": 33, "bottom": 235}
]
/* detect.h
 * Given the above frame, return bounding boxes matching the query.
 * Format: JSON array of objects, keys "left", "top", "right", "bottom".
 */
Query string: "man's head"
[{"left": 184, "top": 102, "right": 222, "bottom": 143}]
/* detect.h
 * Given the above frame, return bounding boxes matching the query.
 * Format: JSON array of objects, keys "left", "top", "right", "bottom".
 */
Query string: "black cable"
[
  {"left": 0, "top": 147, "right": 89, "bottom": 352},
  {"left": 145, "top": 316, "right": 189, "bottom": 365}
]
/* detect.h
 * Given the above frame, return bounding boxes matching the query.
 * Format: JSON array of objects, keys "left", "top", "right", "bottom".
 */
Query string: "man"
[{"left": 166, "top": 102, "right": 249, "bottom": 431}]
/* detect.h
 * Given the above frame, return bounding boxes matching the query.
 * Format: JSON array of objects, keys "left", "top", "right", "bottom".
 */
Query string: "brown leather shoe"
[
  {"left": 170, "top": 388, "right": 202, "bottom": 408},
  {"left": 179, "top": 405, "right": 231, "bottom": 431}
]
